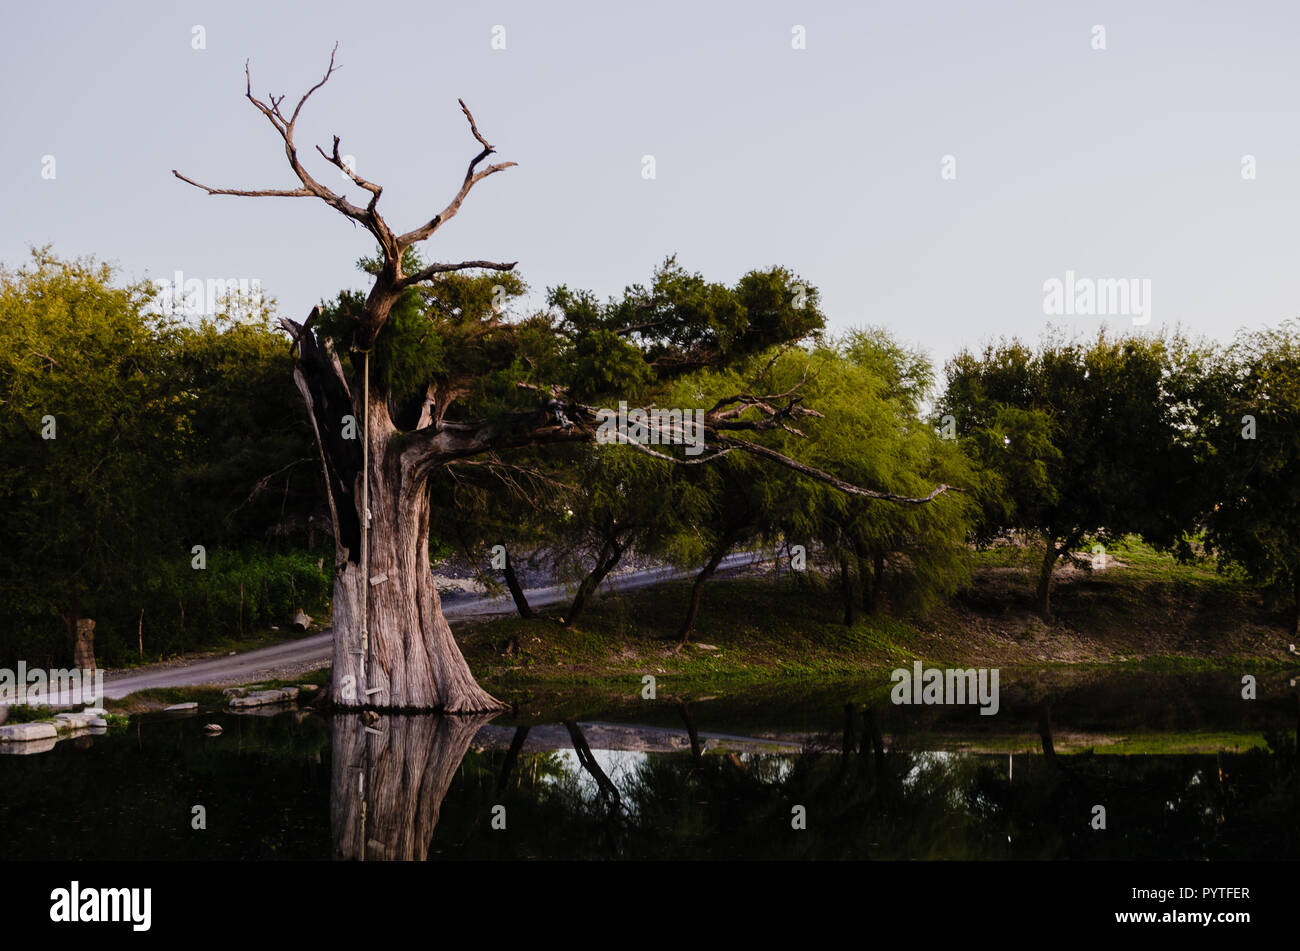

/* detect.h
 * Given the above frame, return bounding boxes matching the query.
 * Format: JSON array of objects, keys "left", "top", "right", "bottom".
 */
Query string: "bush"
[{"left": 2, "top": 546, "right": 333, "bottom": 669}]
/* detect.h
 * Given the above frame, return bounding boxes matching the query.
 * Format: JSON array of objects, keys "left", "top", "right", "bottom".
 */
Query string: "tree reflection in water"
[
  {"left": 331, "top": 713, "right": 494, "bottom": 861},
  {"left": 328, "top": 710, "right": 1300, "bottom": 861}
]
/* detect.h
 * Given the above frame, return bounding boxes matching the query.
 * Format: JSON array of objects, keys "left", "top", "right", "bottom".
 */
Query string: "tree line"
[{"left": 2, "top": 247, "right": 1298, "bottom": 669}]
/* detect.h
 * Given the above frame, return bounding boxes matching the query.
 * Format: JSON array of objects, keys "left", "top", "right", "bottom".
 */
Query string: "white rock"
[
  {"left": 164, "top": 702, "right": 198, "bottom": 712},
  {"left": 0, "top": 735, "right": 57, "bottom": 754},
  {"left": 0, "top": 722, "right": 58, "bottom": 742},
  {"left": 229, "top": 687, "right": 299, "bottom": 709}
]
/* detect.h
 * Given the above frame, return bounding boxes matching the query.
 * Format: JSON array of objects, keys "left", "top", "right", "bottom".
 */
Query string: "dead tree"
[{"left": 176, "top": 46, "right": 958, "bottom": 713}]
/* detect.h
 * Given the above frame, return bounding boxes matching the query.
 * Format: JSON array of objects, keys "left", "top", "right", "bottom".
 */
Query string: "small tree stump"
[{"left": 73, "top": 618, "right": 96, "bottom": 670}]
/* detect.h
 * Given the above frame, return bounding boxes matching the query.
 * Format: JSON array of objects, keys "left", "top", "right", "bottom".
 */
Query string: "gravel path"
[{"left": 100, "top": 551, "right": 772, "bottom": 699}]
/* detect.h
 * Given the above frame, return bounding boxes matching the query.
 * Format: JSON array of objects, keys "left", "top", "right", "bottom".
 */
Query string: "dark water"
[{"left": 1, "top": 670, "right": 1297, "bottom": 860}]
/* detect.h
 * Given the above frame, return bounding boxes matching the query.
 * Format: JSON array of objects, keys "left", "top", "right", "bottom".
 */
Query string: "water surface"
[{"left": 2, "top": 670, "right": 1296, "bottom": 860}]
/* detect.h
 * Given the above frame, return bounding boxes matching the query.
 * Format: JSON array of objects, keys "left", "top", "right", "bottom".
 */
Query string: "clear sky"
[{"left": 3, "top": 0, "right": 1298, "bottom": 372}]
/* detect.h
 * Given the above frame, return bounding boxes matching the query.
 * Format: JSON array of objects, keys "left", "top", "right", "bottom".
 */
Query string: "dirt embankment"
[{"left": 907, "top": 561, "right": 1296, "bottom": 668}]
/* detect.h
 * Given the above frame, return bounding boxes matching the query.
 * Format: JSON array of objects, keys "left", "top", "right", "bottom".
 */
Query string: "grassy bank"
[
  {"left": 103, "top": 667, "right": 331, "bottom": 715},
  {"left": 94, "top": 538, "right": 1300, "bottom": 718},
  {"left": 86, "top": 540, "right": 1300, "bottom": 759},
  {"left": 459, "top": 537, "right": 1297, "bottom": 700}
]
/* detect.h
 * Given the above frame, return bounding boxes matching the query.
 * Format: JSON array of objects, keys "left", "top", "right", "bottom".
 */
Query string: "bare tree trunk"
[
  {"left": 61, "top": 607, "right": 95, "bottom": 671},
  {"left": 74, "top": 619, "right": 95, "bottom": 671},
  {"left": 562, "top": 537, "right": 626, "bottom": 628},
  {"left": 1293, "top": 574, "right": 1300, "bottom": 637},
  {"left": 1037, "top": 531, "right": 1084, "bottom": 621},
  {"left": 502, "top": 550, "right": 535, "bottom": 619},
  {"left": 677, "top": 529, "right": 738, "bottom": 645},
  {"left": 840, "top": 551, "right": 858, "bottom": 626},
  {"left": 335, "top": 433, "right": 502, "bottom": 711},
  {"left": 852, "top": 536, "right": 873, "bottom": 612},
  {"left": 1035, "top": 540, "right": 1059, "bottom": 621}
]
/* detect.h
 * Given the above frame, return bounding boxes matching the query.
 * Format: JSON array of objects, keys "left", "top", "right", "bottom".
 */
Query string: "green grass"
[
  {"left": 2, "top": 704, "right": 57, "bottom": 724},
  {"left": 463, "top": 576, "right": 941, "bottom": 696},
  {"left": 1107, "top": 654, "right": 1285, "bottom": 672},
  {"left": 1100, "top": 731, "right": 1269, "bottom": 754},
  {"left": 457, "top": 552, "right": 1285, "bottom": 697},
  {"left": 106, "top": 686, "right": 228, "bottom": 712},
  {"left": 2, "top": 705, "right": 127, "bottom": 730},
  {"left": 904, "top": 731, "right": 1269, "bottom": 755},
  {"left": 105, "top": 666, "right": 329, "bottom": 713},
  {"left": 99, "top": 535, "right": 1293, "bottom": 716},
  {"left": 971, "top": 534, "right": 1245, "bottom": 588},
  {"left": 1101, "top": 536, "right": 1244, "bottom": 587}
]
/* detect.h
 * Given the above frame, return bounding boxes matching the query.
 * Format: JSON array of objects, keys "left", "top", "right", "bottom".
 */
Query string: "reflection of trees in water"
[
  {"left": 563, "top": 719, "right": 621, "bottom": 805},
  {"left": 330, "top": 701, "right": 1300, "bottom": 860},
  {"left": 1222, "top": 727, "right": 1300, "bottom": 859},
  {"left": 331, "top": 713, "right": 494, "bottom": 861},
  {"left": 428, "top": 713, "right": 1300, "bottom": 860}
]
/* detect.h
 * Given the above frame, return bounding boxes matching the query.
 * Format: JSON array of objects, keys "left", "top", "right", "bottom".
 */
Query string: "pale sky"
[{"left": 3, "top": 0, "right": 1298, "bottom": 373}]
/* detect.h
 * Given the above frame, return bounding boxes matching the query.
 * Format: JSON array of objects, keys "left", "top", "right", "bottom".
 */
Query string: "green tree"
[
  {"left": 1199, "top": 322, "right": 1300, "bottom": 633},
  {"left": 173, "top": 308, "right": 321, "bottom": 549},
  {"left": 546, "top": 442, "right": 706, "bottom": 628},
  {"left": 429, "top": 449, "right": 569, "bottom": 620},
  {"left": 798, "top": 331, "right": 979, "bottom": 623},
  {"left": 939, "top": 330, "right": 1202, "bottom": 618},
  {"left": 0, "top": 250, "right": 330, "bottom": 669},
  {"left": 0, "top": 250, "right": 185, "bottom": 667}
]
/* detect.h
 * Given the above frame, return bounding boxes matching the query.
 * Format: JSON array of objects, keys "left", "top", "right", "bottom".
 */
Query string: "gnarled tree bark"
[
  {"left": 177, "top": 45, "right": 962, "bottom": 714},
  {"left": 330, "top": 712, "right": 493, "bottom": 860},
  {"left": 281, "top": 326, "right": 586, "bottom": 711}
]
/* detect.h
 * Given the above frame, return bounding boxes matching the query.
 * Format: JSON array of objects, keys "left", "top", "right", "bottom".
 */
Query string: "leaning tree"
[{"left": 175, "top": 47, "right": 957, "bottom": 712}]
